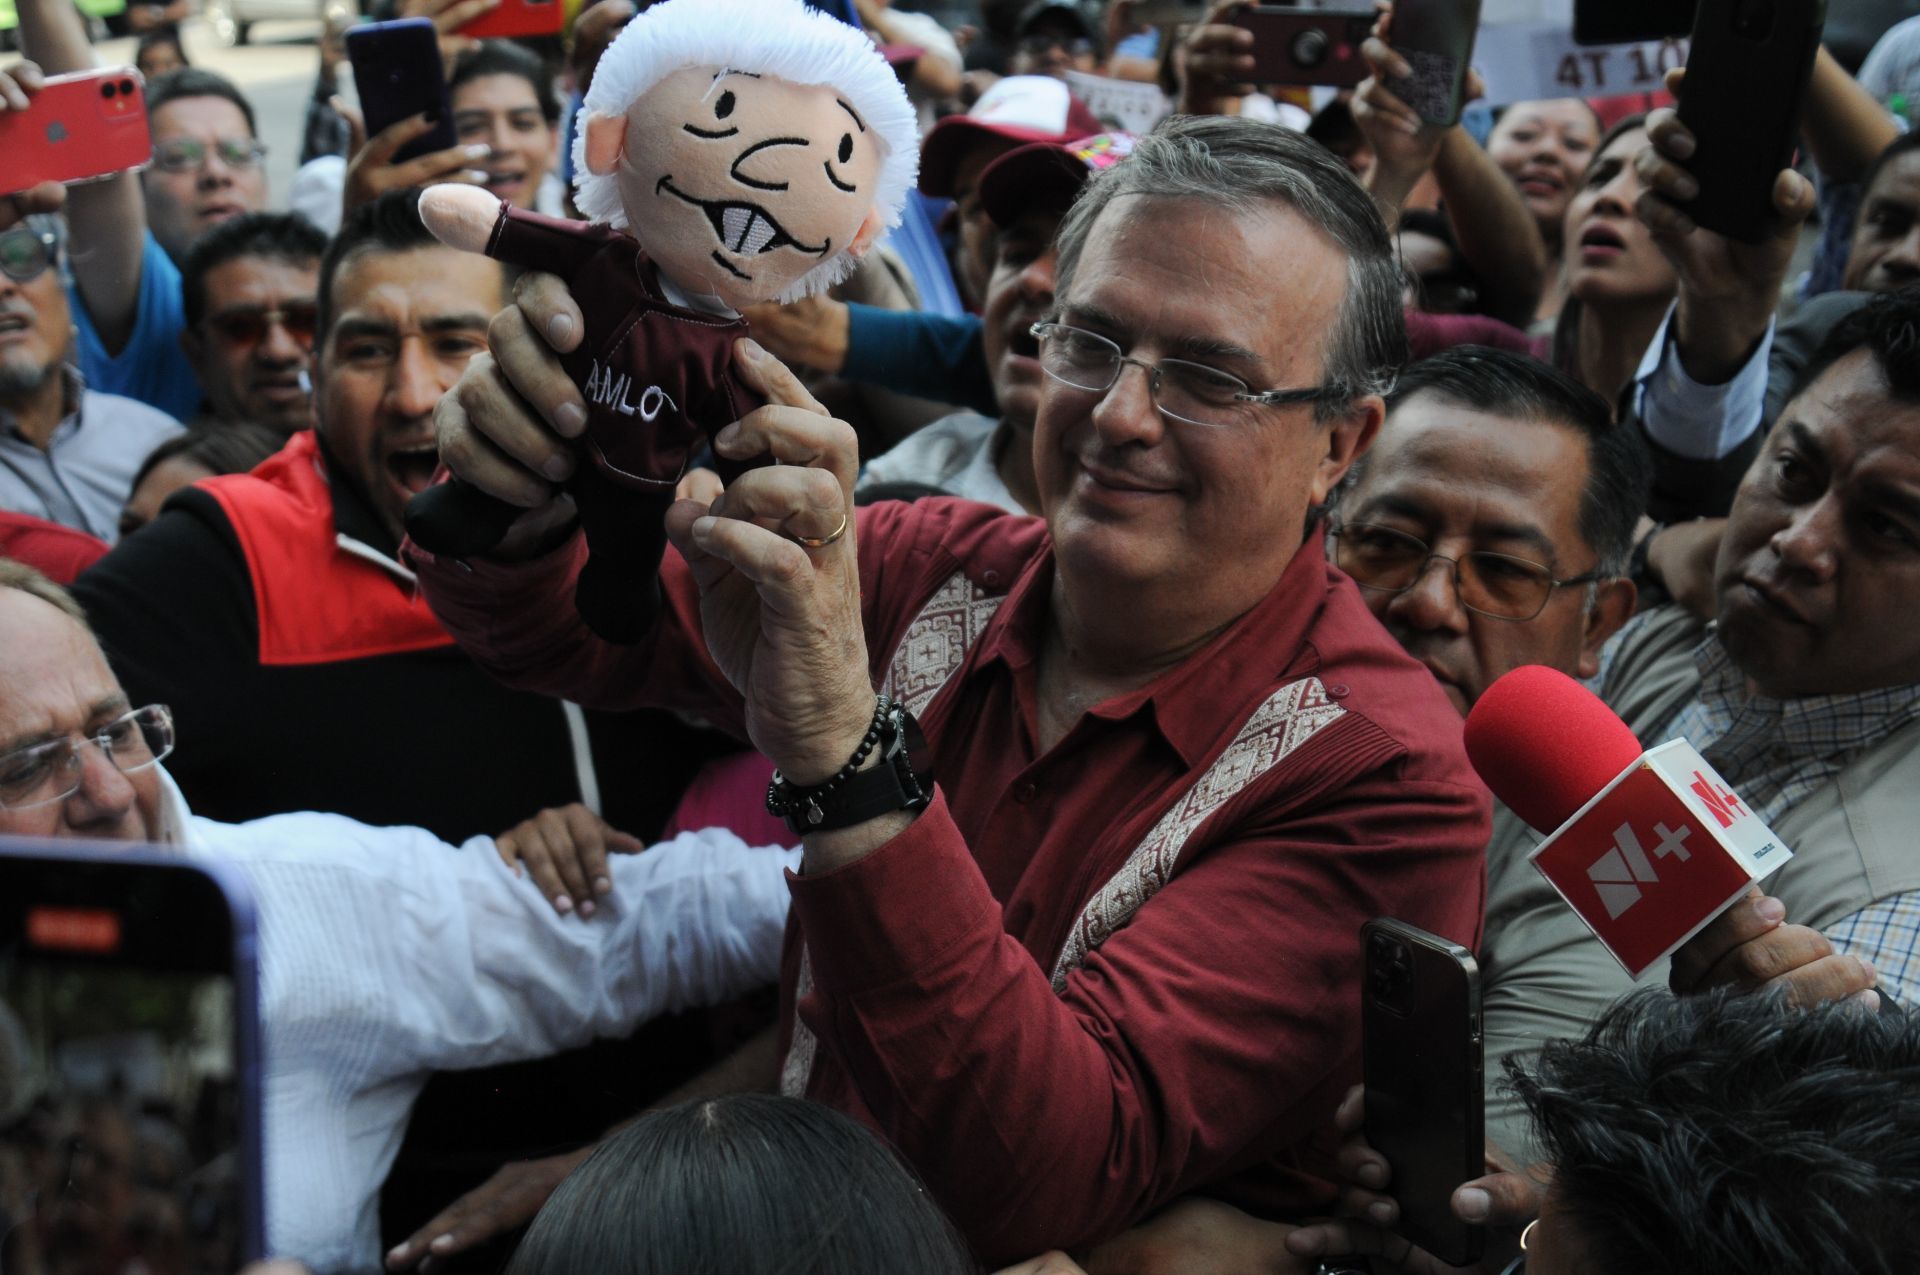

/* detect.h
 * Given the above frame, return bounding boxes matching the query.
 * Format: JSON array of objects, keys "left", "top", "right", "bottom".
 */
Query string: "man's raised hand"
[{"left": 664, "top": 339, "right": 874, "bottom": 789}]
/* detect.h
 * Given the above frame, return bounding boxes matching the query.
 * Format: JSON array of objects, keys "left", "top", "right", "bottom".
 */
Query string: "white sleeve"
[
  {"left": 191, "top": 814, "right": 794, "bottom": 1078},
  {"left": 1631, "top": 304, "right": 1776, "bottom": 461},
  {"left": 881, "top": 9, "right": 963, "bottom": 70}
]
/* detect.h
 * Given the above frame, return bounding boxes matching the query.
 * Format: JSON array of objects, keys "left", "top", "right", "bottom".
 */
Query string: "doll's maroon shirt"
[{"left": 484, "top": 203, "right": 763, "bottom": 489}]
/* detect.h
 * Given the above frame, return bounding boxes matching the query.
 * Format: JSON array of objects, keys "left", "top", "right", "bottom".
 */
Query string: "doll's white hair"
[{"left": 573, "top": 0, "right": 919, "bottom": 302}]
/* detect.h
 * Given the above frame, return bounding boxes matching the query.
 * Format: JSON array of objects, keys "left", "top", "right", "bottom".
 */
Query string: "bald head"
[{"left": 0, "top": 580, "right": 162, "bottom": 844}]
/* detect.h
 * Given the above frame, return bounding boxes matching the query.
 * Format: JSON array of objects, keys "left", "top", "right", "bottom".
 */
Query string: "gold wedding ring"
[{"left": 791, "top": 510, "right": 849, "bottom": 550}]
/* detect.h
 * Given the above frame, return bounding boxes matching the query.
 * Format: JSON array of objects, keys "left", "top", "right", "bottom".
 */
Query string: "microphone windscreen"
[{"left": 1463, "top": 665, "right": 1644, "bottom": 834}]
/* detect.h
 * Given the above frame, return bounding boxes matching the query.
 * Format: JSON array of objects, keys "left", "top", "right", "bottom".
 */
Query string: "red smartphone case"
[
  {"left": 460, "top": 0, "right": 565, "bottom": 40},
  {"left": 0, "top": 67, "right": 152, "bottom": 195}
]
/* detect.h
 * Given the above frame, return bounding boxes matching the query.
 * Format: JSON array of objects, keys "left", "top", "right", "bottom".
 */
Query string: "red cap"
[
  {"left": 1463, "top": 665, "right": 1644, "bottom": 835},
  {"left": 979, "top": 131, "right": 1135, "bottom": 227},
  {"left": 918, "top": 75, "right": 1105, "bottom": 197}
]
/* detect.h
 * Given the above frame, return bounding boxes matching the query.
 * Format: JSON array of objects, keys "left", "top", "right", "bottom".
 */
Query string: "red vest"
[{"left": 200, "top": 431, "right": 454, "bottom": 667}]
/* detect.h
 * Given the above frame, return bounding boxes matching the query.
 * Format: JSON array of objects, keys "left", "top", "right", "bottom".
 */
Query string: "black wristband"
[{"left": 765, "top": 696, "right": 931, "bottom": 836}]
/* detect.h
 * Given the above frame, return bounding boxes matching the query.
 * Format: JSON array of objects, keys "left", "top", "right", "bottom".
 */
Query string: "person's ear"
[
  {"left": 846, "top": 206, "right": 886, "bottom": 259},
  {"left": 583, "top": 111, "right": 628, "bottom": 177},
  {"left": 1309, "top": 395, "right": 1384, "bottom": 506},
  {"left": 1577, "top": 576, "right": 1638, "bottom": 679}
]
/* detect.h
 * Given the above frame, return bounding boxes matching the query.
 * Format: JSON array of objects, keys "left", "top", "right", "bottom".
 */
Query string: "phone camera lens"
[
  {"left": 120, "top": 79, "right": 135, "bottom": 94},
  {"left": 101, "top": 81, "right": 116, "bottom": 98},
  {"left": 1291, "top": 28, "right": 1329, "bottom": 68}
]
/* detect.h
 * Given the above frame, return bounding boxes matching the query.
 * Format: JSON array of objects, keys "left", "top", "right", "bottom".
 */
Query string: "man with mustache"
[
  {"left": 178, "top": 213, "right": 327, "bottom": 436},
  {"left": 0, "top": 214, "right": 183, "bottom": 541}
]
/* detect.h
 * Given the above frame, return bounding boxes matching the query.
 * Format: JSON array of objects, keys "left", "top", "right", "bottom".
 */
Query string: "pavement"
[{"left": 95, "top": 15, "right": 341, "bottom": 199}]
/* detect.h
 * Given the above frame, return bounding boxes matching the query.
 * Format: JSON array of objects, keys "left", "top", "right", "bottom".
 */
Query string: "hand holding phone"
[
  {"left": 348, "top": 17, "right": 458, "bottom": 165},
  {"left": 1380, "top": 0, "right": 1483, "bottom": 127},
  {"left": 1362, "top": 918, "right": 1484, "bottom": 1267},
  {"left": 0, "top": 65, "right": 152, "bottom": 197},
  {"left": 1228, "top": 5, "right": 1377, "bottom": 88},
  {"left": 1673, "top": 0, "right": 1825, "bottom": 243}
]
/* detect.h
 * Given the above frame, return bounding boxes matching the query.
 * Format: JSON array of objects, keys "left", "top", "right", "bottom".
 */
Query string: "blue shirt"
[{"left": 69, "top": 231, "right": 203, "bottom": 423}]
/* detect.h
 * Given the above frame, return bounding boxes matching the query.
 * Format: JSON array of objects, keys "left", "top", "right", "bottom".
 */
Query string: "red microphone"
[{"left": 1465, "top": 666, "right": 1794, "bottom": 978}]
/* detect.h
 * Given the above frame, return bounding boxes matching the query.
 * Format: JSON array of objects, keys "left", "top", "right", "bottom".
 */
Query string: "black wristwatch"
[{"left": 765, "top": 696, "right": 933, "bottom": 837}]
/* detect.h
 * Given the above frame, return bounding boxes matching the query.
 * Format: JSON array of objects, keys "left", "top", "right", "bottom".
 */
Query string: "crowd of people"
[{"left": 3, "top": 0, "right": 1920, "bottom": 1271}]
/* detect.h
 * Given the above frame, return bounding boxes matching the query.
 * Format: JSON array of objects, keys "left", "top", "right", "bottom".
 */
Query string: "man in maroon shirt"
[{"left": 406, "top": 115, "right": 1489, "bottom": 1264}]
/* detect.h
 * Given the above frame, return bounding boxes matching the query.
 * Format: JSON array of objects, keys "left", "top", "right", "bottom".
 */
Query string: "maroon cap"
[
  {"left": 918, "top": 74, "right": 1105, "bottom": 198},
  {"left": 978, "top": 131, "right": 1137, "bottom": 228}
]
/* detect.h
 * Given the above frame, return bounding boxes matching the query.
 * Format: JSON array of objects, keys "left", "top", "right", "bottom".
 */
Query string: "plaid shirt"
[{"left": 1662, "top": 633, "right": 1920, "bottom": 1003}]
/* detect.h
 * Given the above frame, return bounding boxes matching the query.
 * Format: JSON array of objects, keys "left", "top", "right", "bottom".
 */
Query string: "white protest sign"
[
  {"left": 1474, "top": 22, "right": 1688, "bottom": 107},
  {"left": 1064, "top": 69, "right": 1174, "bottom": 135}
]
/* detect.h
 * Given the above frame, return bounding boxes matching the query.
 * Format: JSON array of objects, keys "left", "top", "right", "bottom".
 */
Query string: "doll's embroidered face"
[{"left": 610, "top": 66, "right": 886, "bottom": 304}]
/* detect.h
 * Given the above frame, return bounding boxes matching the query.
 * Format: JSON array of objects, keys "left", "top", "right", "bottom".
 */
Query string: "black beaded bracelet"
[{"left": 765, "top": 694, "right": 891, "bottom": 824}]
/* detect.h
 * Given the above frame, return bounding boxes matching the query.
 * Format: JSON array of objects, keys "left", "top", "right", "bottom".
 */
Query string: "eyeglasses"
[
  {"left": 1328, "top": 522, "right": 1602, "bottom": 621},
  {"left": 0, "top": 705, "right": 175, "bottom": 810},
  {"left": 0, "top": 225, "right": 58, "bottom": 283},
  {"left": 1030, "top": 321, "right": 1343, "bottom": 428},
  {"left": 151, "top": 136, "right": 268, "bottom": 173},
  {"left": 204, "top": 302, "right": 320, "bottom": 350}
]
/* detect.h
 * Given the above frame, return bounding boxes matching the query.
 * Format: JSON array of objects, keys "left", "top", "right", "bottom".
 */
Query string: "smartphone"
[
  {"left": 1361, "top": 918, "right": 1483, "bottom": 1267},
  {"left": 459, "top": 0, "right": 564, "bottom": 40},
  {"left": 1386, "top": 0, "right": 1483, "bottom": 126},
  {"left": 1574, "top": 0, "right": 1699, "bottom": 46},
  {"left": 1676, "top": 0, "right": 1825, "bottom": 243},
  {"left": 347, "top": 17, "right": 458, "bottom": 165},
  {"left": 0, "top": 67, "right": 152, "bottom": 196},
  {"left": 0, "top": 840, "right": 264, "bottom": 1272},
  {"left": 1230, "top": 6, "right": 1378, "bottom": 88}
]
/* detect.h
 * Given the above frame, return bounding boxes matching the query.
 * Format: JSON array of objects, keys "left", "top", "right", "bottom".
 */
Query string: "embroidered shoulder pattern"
[
  {"left": 1048, "top": 676, "right": 1348, "bottom": 991},
  {"left": 878, "top": 571, "right": 1006, "bottom": 716}
]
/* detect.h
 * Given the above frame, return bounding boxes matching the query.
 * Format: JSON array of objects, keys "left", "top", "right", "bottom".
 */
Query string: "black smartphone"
[
  {"left": 1229, "top": 6, "right": 1379, "bottom": 88},
  {"left": 1676, "top": 0, "right": 1826, "bottom": 243},
  {"left": 347, "top": 17, "right": 457, "bottom": 164},
  {"left": 1385, "top": 0, "right": 1483, "bottom": 126},
  {"left": 0, "top": 841, "right": 264, "bottom": 1272},
  {"left": 1361, "top": 918, "right": 1483, "bottom": 1267},
  {"left": 1574, "top": 0, "right": 1700, "bottom": 46}
]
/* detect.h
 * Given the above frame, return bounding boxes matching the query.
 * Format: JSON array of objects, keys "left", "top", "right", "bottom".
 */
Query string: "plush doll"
[{"left": 406, "top": 0, "right": 917, "bottom": 640}]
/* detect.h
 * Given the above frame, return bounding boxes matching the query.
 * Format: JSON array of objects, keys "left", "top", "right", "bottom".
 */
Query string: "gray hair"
[{"left": 1052, "top": 114, "right": 1407, "bottom": 422}]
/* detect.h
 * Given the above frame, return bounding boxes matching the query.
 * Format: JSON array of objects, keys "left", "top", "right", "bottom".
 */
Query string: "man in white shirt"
[{"left": 0, "top": 558, "right": 795, "bottom": 1272}]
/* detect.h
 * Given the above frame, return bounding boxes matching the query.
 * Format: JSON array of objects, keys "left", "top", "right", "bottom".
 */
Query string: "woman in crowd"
[
  {"left": 505, "top": 1094, "right": 976, "bottom": 1275},
  {"left": 448, "top": 41, "right": 565, "bottom": 215},
  {"left": 134, "top": 25, "right": 189, "bottom": 80},
  {"left": 1552, "top": 114, "right": 1677, "bottom": 409},
  {"left": 1485, "top": 98, "right": 1602, "bottom": 328}
]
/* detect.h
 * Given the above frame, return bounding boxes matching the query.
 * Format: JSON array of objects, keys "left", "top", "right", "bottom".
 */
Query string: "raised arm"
[
  {"left": 1803, "top": 45, "right": 1901, "bottom": 184},
  {"left": 17, "top": 0, "right": 149, "bottom": 353}
]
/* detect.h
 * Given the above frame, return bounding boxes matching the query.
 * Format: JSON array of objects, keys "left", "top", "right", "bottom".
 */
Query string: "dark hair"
[
  {"left": 181, "top": 212, "right": 327, "bottom": 329},
  {"left": 504, "top": 1094, "right": 977, "bottom": 1275},
  {"left": 1511, "top": 988, "right": 1920, "bottom": 1274},
  {"left": 131, "top": 422, "right": 284, "bottom": 492},
  {"left": 1789, "top": 283, "right": 1920, "bottom": 405},
  {"left": 316, "top": 188, "right": 440, "bottom": 344},
  {"left": 1055, "top": 114, "right": 1407, "bottom": 422},
  {"left": 1381, "top": 346, "right": 1651, "bottom": 575},
  {"left": 135, "top": 26, "right": 189, "bottom": 73},
  {"left": 144, "top": 67, "right": 257, "bottom": 138},
  {"left": 1859, "top": 128, "right": 1920, "bottom": 206},
  {"left": 449, "top": 40, "right": 563, "bottom": 125}
]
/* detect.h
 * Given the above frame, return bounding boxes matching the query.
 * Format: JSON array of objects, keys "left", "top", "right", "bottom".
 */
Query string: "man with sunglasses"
[
  {"left": 179, "top": 213, "right": 326, "bottom": 435},
  {"left": 409, "top": 115, "right": 1488, "bottom": 1262},
  {"left": 12, "top": 0, "right": 269, "bottom": 421},
  {"left": 0, "top": 215, "right": 184, "bottom": 541}
]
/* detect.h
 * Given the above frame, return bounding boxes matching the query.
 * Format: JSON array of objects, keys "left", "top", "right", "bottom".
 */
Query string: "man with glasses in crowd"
[
  {"left": 0, "top": 215, "right": 184, "bottom": 541},
  {"left": 409, "top": 115, "right": 1488, "bottom": 1263},
  {"left": 9, "top": 0, "right": 270, "bottom": 421},
  {"left": 179, "top": 213, "right": 327, "bottom": 435}
]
